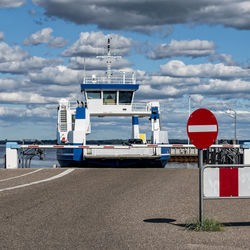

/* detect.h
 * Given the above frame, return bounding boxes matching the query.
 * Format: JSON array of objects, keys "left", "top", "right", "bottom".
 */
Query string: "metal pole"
[
  {"left": 198, "top": 149, "right": 204, "bottom": 225},
  {"left": 188, "top": 96, "right": 191, "bottom": 145},
  {"left": 235, "top": 111, "right": 237, "bottom": 143}
]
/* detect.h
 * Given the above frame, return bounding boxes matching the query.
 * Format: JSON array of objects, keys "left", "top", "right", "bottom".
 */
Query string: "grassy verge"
[{"left": 186, "top": 217, "right": 224, "bottom": 232}]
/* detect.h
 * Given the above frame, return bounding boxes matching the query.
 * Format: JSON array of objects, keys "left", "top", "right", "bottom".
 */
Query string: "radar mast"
[{"left": 96, "top": 38, "right": 121, "bottom": 83}]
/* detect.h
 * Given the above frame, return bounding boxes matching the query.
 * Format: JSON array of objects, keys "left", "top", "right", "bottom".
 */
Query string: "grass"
[{"left": 186, "top": 217, "right": 224, "bottom": 232}]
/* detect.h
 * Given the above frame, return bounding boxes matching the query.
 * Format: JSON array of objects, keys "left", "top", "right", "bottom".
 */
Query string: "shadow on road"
[
  {"left": 222, "top": 222, "right": 250, "bottom": 227},
  {"left": 143, "top": 218, "right": 176, "bottom": 224},
  {"left": 143, "top": 218, "right": 250, "bottom": 228}
]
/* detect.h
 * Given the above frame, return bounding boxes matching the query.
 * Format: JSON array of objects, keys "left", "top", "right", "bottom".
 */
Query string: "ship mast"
[{"left": 97, "top": 38, "right": 121, "bottom": 83}]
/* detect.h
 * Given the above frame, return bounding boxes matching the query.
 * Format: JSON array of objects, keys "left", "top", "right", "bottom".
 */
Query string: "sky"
[{"left": 1, "top": 0, "right": 250, "bottom": 141}]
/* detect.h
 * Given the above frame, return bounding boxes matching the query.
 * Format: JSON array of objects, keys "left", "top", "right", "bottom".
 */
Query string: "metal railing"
[{"left": 83, "top": 75, "right": 136, "bottom": 85}]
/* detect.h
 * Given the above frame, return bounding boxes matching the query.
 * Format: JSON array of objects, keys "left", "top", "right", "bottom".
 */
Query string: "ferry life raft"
[{"left": 56, "top": 38, "right": 170, "bottom": 167}]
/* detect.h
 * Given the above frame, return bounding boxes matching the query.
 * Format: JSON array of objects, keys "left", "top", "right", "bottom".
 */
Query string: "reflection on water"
[
  {"left": 166, "top": 162, "right": 197, "bottom": 168},
  {"left": 0, "top": 146, "right": 197, "bottom": 169}
]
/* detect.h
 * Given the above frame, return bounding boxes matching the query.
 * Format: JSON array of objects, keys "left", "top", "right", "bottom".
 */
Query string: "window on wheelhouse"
[
  {"left": 103, "top": 91, "right": 117, "bottom": 105},
  {"left": 119, "top": 91, "right": 133, "bottom": 105},
  {"left": 87, "top": 91, "right": 101, "bottom": 99}
]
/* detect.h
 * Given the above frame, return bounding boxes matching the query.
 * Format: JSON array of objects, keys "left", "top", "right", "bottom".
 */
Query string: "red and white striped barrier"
[
  {"left": 19, "top": 144, "right": 241, "bottom": 149},
  {"left": 204, "top": 165, "right": 250, "bottom": 198}
]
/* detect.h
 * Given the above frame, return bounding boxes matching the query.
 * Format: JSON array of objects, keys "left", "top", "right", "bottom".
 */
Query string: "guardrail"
[
  {"left": 4, "top": 143, "right": 243, "bottom": 169},
  {"left": 18, "top": 144, "right": 240, "bottom": 149}
]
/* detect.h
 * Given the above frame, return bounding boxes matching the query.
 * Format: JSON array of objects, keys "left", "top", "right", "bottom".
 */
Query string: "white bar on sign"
[{"left": 188, "top": 125, "right": 217, "bottom": 133}]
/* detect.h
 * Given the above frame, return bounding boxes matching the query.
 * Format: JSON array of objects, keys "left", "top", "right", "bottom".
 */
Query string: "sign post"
[
  {"left": 187, "top": 108, "right": 218, "bottom": 225},
  {"left": 198, "top": 149, "right": 203, "bottom": 224}
]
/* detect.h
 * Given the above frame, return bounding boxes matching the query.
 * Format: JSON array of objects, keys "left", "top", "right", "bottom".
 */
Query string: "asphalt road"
[{"left": 1, "top": 168, "right": 250, "bottom": 249}]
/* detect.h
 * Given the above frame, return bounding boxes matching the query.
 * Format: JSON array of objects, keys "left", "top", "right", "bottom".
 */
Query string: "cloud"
[
  {"left": 0, "top": 92, "right": 46, "bottom": 104},
  {"left": 0, "top": 105, "right": 56, "bottom": 121},
  {"left": 0, "top": 78, "right": 19, "bottom": 91},
  {"left": 0, "top": 42, "right": 29, "bottom": 63},
  {"left": 159, "top": 60, "right": 250, "bottom": 78},
  {"left": 1, "top": 28, "right": 250, "bottom": 139},
  {"left": 209, "top": 53, "right": 237, "bottom": 66},
  {"left": 33, "top": 0, "right": 250, "bottom": 32},
  {"left": 0, "top": 31, "right": 4, "bottom": 41},
  {"left": 23, "top": 27, "right": 68, "bottom": 48},
  {"left": 147, "top": 40, "right": 216, "bottom": 59},
  {"left": 0, "top": 0, "right": 25, "bottom": 8},
  {"left": 28, "top": 65, "right": 82, "bottom": 85},
  {"left": 0, "top": 56, "right": 62, "bottom": 74},
  {"left": 62, "top": 31, "right": 132, "bottom": 57},
  {"left": 138, "top": 73, "right": 250, "bottom": 101},
  {"left": 68, "top": 57, "right": 132, "bottom": 70},
  {"left": 0, "top": 42, "right": 62, "bottom": 74},
  {"left": 197, "top": 79, "right": 250, "bottom": 97}
]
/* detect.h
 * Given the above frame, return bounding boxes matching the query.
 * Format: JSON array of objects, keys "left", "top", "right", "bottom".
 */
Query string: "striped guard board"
[{"left": 204, "top": 168, "right": 250, "bottom": 197}]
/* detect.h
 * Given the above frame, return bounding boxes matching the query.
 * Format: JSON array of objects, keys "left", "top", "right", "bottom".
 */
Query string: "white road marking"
[
  {"left": 188, "top": 125, "right": 217, "bottom": 133},
  {"left": 0, "top": 169, "right": 74, "bottom": 192},
  {"left": 0, "top": 169, "right": 43, "bottom": 182}
]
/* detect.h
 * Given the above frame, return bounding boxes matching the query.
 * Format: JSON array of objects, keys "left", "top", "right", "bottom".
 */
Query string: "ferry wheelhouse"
[{"left": 57, "top": 38, "right": 170, "bottom": 167}]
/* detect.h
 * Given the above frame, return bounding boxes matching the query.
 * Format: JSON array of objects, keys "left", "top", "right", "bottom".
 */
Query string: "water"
[
  {"left": 0, "top": 146, "right": 197, "bottom": 169},
  {"left": 167, "top": 162, "right": 197, "bottom": 168},
  {"left": 0, "top": 146, "right": 59, "bottom": 169}
]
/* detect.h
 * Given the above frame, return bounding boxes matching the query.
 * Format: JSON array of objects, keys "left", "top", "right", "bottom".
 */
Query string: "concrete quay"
[{"left": 0, "top": 168, "right": 250, "bottom": 249}]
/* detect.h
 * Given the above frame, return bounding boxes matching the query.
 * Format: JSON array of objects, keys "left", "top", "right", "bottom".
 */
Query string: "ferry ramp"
[{"left": 0, "top": 168, "right": 250, "bottom": 249}]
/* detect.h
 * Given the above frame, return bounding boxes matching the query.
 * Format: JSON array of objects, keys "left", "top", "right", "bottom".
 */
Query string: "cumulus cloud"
[
  {"left": 33, "top": 0, "right": 250, "bottom": 32},
  {"left": 0, "top": 92, "right": 46, "bottom": 104},
  {"left": 0, "top": 105, "right": 56, "bottom": 121},
  {"left": 0, "top": 0, "right": 25, "bottom": 8},
  {"left": 148, "top": 40, "right": 216, "bottom": 59},
  {"left": 28, "top": 65, "right": 82, "bottom": 85},
  {"left": 144, "top": 75, "right": 201, "bottom": 87},
  {"left": 0, "top": 42, "right": 62, "bottom": 74},
  {"left": 160, "top": 60, "right": 250, "bottom": 78},
  {"left": 0, "top": 42, "right": 29, "bottom": 63},
  {"left": 62, "top": 31, "right": 132, "bottom": 57},
  {"left": 1, "top": 27, "right": 250, "bottom": 139},
  {"left": 139, "top": 72, "right": 250, "bottom": 102},
  {"left": 0, "top": 56, "right": 62, "bottom": 74},
  {"left": 197, "top": 79, "right": 250, "bottom": 96},
  {"left": 23, "top": 27, "right": 68, "bottom": 48}
]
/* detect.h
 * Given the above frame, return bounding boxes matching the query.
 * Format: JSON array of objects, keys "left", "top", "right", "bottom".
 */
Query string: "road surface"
[{"left": 0, "top": 168, "right": 250, "bottom": 249}]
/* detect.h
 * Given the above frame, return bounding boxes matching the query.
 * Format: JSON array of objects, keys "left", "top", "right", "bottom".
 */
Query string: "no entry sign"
[{"left": 187, "top": 108, "right": 218, "bottom": 149}]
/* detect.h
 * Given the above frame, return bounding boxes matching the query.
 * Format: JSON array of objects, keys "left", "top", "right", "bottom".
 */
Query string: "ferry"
[{"left": 56, "top": 38, "right": 170, "bottom": 167}]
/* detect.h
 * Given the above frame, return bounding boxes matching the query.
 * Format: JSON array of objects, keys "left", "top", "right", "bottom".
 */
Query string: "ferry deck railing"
[{"left": 83, "top": 74, "right": 136, "bottom": 85}]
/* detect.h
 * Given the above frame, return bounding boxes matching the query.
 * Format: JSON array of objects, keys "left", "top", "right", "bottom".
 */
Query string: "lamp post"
[
  {"left": 188, "top": 95, "right": 191, "bottom": 145},
  {"left": 226, "top": 109, "right": 237, "bottom": 143}
]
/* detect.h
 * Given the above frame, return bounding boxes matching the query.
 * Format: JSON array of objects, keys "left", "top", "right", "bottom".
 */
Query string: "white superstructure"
[{"left": 56, "top": 38, "right": 170, "bottom": 167}]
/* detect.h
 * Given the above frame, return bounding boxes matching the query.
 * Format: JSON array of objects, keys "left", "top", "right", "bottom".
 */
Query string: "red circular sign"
[{"left": 187, "top": 108, "right": 218, "bottom": 149}]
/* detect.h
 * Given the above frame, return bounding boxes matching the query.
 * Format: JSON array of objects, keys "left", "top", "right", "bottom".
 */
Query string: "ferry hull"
[
  {"left": 58, "top": 159, "right": 167, "bottom": 168},
  {"left": 57, "top": 148, "right": 169, "bottom": 168}
]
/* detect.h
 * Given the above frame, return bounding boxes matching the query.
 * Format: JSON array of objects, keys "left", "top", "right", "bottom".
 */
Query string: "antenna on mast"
[{"left": 97, "top": 37, "right": 121, "bottom": 83}]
